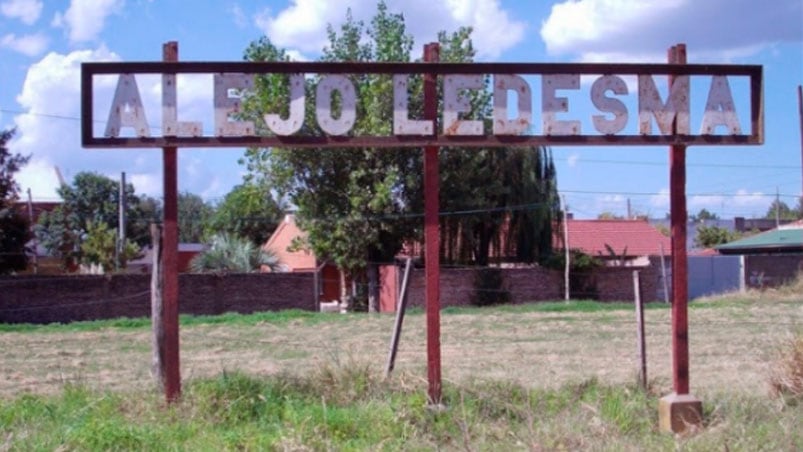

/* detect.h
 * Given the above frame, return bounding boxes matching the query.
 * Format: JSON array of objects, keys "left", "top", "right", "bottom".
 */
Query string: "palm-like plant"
[{"left": 190, "top": 233, "right": 282, "bottom": 273}]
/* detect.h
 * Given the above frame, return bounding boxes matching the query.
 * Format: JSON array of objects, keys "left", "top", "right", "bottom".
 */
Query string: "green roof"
[{"left": 716, "top": 227, "right": 803, "bottom": 254}]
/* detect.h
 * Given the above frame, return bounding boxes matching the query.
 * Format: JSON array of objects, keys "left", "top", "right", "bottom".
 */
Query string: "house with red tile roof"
[
  {"left": 262, "top": 214, "right": 342, "bottom": 302},
  {"left": 559, "top": 219, "right": 672, "bottom": 265}
]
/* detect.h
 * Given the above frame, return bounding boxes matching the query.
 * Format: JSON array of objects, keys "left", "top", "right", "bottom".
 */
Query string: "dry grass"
[
  {"left": 1, "top": 294, "right": 801, "bottom": 399},
  {"left": 769, "top": 332, "right": 803, "bottom": 402}
]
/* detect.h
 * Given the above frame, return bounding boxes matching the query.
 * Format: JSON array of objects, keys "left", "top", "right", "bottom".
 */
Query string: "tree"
[
  {"left": 207, "top": 182, "right": 282, "bottom": 246},
  {"left": 695, "top": 225, "right": 741, "bottom": 248},
  {"left": 240, "top": 4, "right": 423, "bottom": 311},
  {"left": 0, "top": 129, "right": 30, "bottom": 274},
  {"left": 80, "top": 221, "right": 140, "bottom": 272},
  {"left": 239, "top": 2, "right": 558, "bottom": 310},
  {"left": 597, "top": 211, "right": 625, "bottom": 220},
  {"left": 138, "top": 195, "right": 163, "bottom": 227},
  {"left": 35, "top": 171, "right": 149, "bottom": 270},
  {"left": 690, "top": 208, "right": 719, "bottom": 222},
  {"left": 440, "top": 147, "right": 559, "bottom": 266},
  {"left": 765, "top": 199, "right": 799, "bottom": 221},
  {"left": 178, "top": 191, "right": 213, "bottom": 243},
  {"left": 189, "top": 233, "right": 281, "bottom": 273}
]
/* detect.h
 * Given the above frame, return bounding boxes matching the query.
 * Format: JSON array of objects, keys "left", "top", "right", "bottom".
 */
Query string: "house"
[
  {"left": 714, "top": 221, "right": 803, "bottom": 288},
  {"left": 262, "top": 214, "right": 342, "bottom": 302},
  {"left": 126, "top": 243, "right": 207, "bottom": 274},
  {"left": 13, "top": 200, "right": 62, "bottom": 225},
  {"left": 561, "top": 219, "right": 672, "bottom": 265},
  {"left": 12, "top": 201, "right": 63, "bottom": 274},
  {"left": 650, "top": 216, "right": 796, "bottom": 252},
  {"left": 715, "top": 220, "right": 803, "bottom": 255}
]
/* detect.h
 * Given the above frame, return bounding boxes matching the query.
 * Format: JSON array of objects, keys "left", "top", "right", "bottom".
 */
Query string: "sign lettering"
[{"left": 81, "top": 61, "right": 763, "bottom": 147}]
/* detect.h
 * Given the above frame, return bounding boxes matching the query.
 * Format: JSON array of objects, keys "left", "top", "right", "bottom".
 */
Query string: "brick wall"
[
  {"left": 0, "top": 273, "right": 316, "bottom": 324},
  {"left": 1, "top": 259, "right": 673, "bottom": 324},
  {"left": 401, "top": 264, "right": 657, "bottom": 309},
  {"left": 744, "top": 254, "right": 803, "bottom": 288}
]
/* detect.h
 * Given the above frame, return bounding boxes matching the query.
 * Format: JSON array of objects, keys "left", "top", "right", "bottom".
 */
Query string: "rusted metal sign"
[{"left": 81, "top": 61, "right": 763, "bottom": 148}]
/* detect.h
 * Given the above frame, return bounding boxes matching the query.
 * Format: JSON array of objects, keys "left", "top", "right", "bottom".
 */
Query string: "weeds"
[
  {"left": 769, "top": 331, "right": 803, "bottom": 404},
  {"left": 3, "top": 365, "right": 801, "bottom": 450}
]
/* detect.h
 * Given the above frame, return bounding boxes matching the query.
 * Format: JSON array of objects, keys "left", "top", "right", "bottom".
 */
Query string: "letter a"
[
  {"left": 105, "top": 74, "right": 150, "bottom": 137},
  {"left": 700, "top": 76, "right": 741, "bottom": 135}
]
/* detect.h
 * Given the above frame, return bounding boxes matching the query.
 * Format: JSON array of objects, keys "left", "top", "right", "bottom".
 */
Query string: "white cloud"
[
  {"left": 689, "top": 194, "right": 726, "bottom": 210},
  {"left": 729, "top": 189, "right": 768, "bottom": 209},
  {"left": 254, "top": 0, "right": 525, "bottom": 60},
  {"left": 1, "top": 32, "right": 48, "bottom": 56},
  {"left": 230, "top": 3, "right": 248, "bottom": 29},
  {"left": 15, "top": 157, "right": 61, "bottom": 201},
  {"left": 648, "top": 189, "right": 769, "bottom": 218},
  {"left": 11, "top": 46, "right": 240, "bottom": 202},
  {"left": 649, "top": 188, "right": 670, "bottom": 211},
  {"left": 128, "top": 173, "right": 160, "bottom": 198},
  {"left": 58, "top": 0, "right": 124, "bottom": 44},
  {"left": 567, "top": 153, "right": 579, "bottom": 167},
  {"left": 254, "top": 0, "right": 335, "bottom": 54},
  {"left": 443, "top": 0, "right": 525, "bottom": 59},
  {"left": 540, "top": 0, "right": 803, "bottom": 62},
  {"left": 11, "top": 47, "right": 130, "bottom": 200},
  {"left": 1, "top": 0, "right": 42, "bottom": 25}
]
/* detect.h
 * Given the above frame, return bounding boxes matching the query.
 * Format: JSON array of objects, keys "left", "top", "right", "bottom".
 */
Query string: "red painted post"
[
  {"left": 162, "top": 41, "right": 181, "bottom": 403},
  {"left": 423, "top": 42, "right": 442, "bottom": 405},
  {"left": 669, "top": 43, "right": 689, "bottom": 395}
]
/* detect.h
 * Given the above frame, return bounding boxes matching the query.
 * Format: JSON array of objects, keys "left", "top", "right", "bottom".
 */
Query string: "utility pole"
[
  {"left": 117, "top": 172, "right": 127, "bottom": 270},
  {"left": 561, "top": 195, "right": 570, "bottom": 301},
  {"left": 627, "top": 198, "right": 632, "bottom": 220},
  {"left": 798, "top": 85, "right": 802, "bottom": 208},
  {"left": 26, "top": 188, "right": 38, "bottom": 274},
  {"left": 775, "top": 188, "right": 780, "bottom": 228}
]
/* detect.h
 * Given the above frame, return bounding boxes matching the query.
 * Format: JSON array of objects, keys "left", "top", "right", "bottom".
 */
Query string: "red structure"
[
  {"left": 81, "top": 43, "right": 762, "bottom": 419},
  {"left": 161, "top": 42, "right": 181, "bottom": 403},
  {"left": 423, "top": 43, "right": 442, "bottom": 405}
]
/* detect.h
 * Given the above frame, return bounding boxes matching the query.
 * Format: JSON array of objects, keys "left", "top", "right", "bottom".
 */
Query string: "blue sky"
[{"left": 1, "top": 0, "right": 801, "bottom": 219}]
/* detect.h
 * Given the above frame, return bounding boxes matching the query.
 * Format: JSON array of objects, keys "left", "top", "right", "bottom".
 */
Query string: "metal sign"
[
  {"left": 81, "top": 61, "right": 763, "bottom": 148},
  {"left": 82, "top": 44, "right": 762, "bottom": 418}
]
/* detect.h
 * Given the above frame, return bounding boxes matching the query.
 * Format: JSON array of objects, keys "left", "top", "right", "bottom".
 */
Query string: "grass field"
[{"left": 1, "top": 289, "right": 801, "bottom": 450}]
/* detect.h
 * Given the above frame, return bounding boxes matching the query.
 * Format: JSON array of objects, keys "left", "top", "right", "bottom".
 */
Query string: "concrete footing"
[{"left": 659, "top": 393, "right": 703, "bottom": 433}]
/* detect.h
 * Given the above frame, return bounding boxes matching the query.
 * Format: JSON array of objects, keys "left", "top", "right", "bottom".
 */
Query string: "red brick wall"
[
  {"left": 1, "top": 259, "right": 673, "bottom": 324},
  {"left": 397, "top": 263, "right": 662, "bottom": 310},
  {"left": 0, "top": 273, "right": 316, "bottom": 324},
  {"left": 744, "top": 254, "right": 803, "bottom": 288}
]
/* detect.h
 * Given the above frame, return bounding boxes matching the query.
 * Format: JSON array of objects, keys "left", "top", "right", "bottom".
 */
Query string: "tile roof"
[
  {"left": 263, "top": 214, "right": 317, "bottom": 271},
  {"left": 562, "top": 219, "right": 672, "bottom": 257}
]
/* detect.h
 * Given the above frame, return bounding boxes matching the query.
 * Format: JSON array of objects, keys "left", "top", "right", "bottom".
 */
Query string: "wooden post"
[
  {"left": 150, "top": 223, "right": 165, "bottom": 389},
  {"left": 26, "top": 188, "right": 38, "bottom": 274},
  {"left": 562, "top": 195, "right": 570, "bottom": 300},
  {"left": 668, "top": 43, "right": 690, "bottom": 396},
  {"left": 659, "top": 243, "right": 669, "bottom": 304},
  {"left": 633, "top": 270, "right": 647, "bottom": 389},
  {"left": 385, "top": 258, "right": 413, "bottom": 377},
  {"left": 161, "top": 41, "right": 181, "bottom": 403},
  {"left": 659, "top": 43, "right": 702, "bottom": 434},
  {"left": 423, "top": 42, "right": 442, "bottom": 405}
]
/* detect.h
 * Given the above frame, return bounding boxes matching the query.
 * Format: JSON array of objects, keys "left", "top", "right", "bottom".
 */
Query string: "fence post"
[
  {"left": 150, "top": 223, "right": 165, "bottom": 391},
  {"left": 385, "top": 258, "right": 413, "bottom": 377},
  {"left": 633, "top": 270, "right": 647, "bottom": 390}
]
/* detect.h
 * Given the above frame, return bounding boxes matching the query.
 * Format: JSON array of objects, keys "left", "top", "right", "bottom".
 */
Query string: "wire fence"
[{"left": 0, "top": 301, "right": 799, "bottom": 396}]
